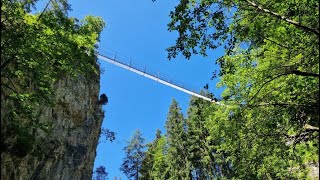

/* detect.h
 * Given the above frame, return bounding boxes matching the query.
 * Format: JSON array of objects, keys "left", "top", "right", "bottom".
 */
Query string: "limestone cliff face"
[{"left": 1, "top": 74, "right": 104, "bottom": 180}]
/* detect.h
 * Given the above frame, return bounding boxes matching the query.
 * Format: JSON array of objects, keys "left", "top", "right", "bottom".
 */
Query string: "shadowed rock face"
[{"left": 1, "top": 73, "right": 104, "bottom": 180}]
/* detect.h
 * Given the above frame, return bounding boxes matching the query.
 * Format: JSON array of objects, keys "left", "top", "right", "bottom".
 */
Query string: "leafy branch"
[{"left": 243, "top": 0, "right": 319, "bottom": 36}]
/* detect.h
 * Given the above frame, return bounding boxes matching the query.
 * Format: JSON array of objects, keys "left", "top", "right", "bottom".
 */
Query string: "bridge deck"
[{"left": 98, "top": 53, "right": 220, "bottom": 104}]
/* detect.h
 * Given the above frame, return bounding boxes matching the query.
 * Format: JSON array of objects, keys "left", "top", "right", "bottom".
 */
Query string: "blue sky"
[{"left": 65, "top": 0, "right": 224, "bottom": 179}]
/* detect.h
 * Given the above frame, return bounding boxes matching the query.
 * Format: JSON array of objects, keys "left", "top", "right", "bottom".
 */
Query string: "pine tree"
[
  {"left": 187, "top": 91, "right": 232, "bottom": 179},
  {"left": 93, "top": 166, "right": 108, "bottom": 180},
  {"left": 140, "top": 129, "right": 168, "bottom": 180},
  {"left": 165, "top": 99, "right": 190, "bottom": 179},
  {"left": 120, "top": 129, "right": 145, "bottom": 180},
  {"left": 187, "top": 92, "right": 214, "bottom": 179}
]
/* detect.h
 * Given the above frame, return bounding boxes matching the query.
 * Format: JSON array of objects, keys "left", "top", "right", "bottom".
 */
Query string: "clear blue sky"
[{"left": 65, "top": 0, "right": 224, "bottom": 179}]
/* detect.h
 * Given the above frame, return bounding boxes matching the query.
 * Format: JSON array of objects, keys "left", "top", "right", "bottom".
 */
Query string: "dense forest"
[
  {"left": 1, "top": 0, "right": 319, "bottom": 179},
  {"left": 119, "top": 0, "right": 319, "bottom": 179},
  {"left": 121, "top": 92, "right": 318, "bottom": 179}
]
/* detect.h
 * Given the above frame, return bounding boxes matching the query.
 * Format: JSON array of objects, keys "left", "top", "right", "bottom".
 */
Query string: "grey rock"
[{"left": 1, "top": 73, "right": 104, "bottom": 180}]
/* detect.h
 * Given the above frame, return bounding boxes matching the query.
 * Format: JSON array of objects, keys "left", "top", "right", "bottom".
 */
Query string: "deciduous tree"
[{"left": 165, "top": 0, "right": 319, "bottom": 178}]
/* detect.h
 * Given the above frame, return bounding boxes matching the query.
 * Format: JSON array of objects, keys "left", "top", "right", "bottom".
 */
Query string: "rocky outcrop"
[
  {"left": 308, "top": 163, "right": 319, "bottom": 180},
  {"left": 1, "top": 73, "right": 104, "bottom": 180}
]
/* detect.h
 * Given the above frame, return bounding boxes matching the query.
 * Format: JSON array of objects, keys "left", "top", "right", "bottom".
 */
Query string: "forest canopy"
[{"left": 135, "top": 0, "right": 319, "bottom": 179}]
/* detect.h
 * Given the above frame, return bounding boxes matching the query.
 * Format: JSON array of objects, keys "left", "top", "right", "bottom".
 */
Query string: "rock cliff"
[{"left": 1, "top": 73, "right": 104, "bottom": 180}]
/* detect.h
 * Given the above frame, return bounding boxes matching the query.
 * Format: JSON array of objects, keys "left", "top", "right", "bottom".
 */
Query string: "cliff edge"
[{"left": 1, "top": 74, "right": 104, "bottom": 180}]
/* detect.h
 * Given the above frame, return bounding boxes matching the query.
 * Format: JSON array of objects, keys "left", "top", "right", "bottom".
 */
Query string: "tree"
[
  {"left": 166, "top": 0, "right": 319, "bottom": 179},
  {"left": 1, "top": 0, "right": 105, "bottom": 156},
  {"left": 99, "top": 128, "right": 116, "bottom": 143},
  {"left": 186, "top": 91, "right": 232, "bottom": 179},
  {"left": 165, "top": 99, "right": 191, "bottom": 179},
  {"left": 140, "top": 129, "right": 168, "bottom": 180},
  {"left": 187, "top": 93, "right": 211, "bottom": 179},
  {"left": 93, "top": 166, "right": 109, "bottom": 180},
  {"left": 120, "top": 129, "right": 145, "bottom": 180},
  {"left": 166, "top": 0, "right": 318, "bottom": 60}
]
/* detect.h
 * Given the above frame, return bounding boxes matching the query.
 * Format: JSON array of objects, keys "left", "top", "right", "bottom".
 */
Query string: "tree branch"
[
  {"left": 303, "top": 124, "right": 319, "bottom": 131},
  {"left": 248, "top": 73, "right": 288, "bottom": 103},
  {"left": 290, "top": 131, "right": 319, "bottom": 145},
  {"left": 244, "top": 0, "right": 319, "bottom": 36},
  {"left": 248, "top": 69, "right": 319, "bottom": 104},
  {"left": 1, "top": 59, "right": 12, "bottom": 71},
  {"left": 1, "top": 83, "right": 19, "bottom": 95},
  {"left": 290, "top": 70, "right": 319, "bottom": 78},
  {"left": 247, "top": 102, "right": 320, "bottom": 108},
  {"left": 264, "top": 37, "right": 289, "bottom": 49},
  {"left": 37, "top": 0, "right": 52, "bottom": 22}
]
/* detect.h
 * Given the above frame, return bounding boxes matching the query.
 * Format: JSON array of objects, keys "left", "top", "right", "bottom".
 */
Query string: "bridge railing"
[{"left": 98, "top": 48, "right": 200, "bottom": 94}]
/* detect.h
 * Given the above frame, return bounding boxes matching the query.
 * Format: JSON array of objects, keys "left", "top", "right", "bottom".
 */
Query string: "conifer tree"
[
  {"left": 165, "top": 99, "right": 191, "bottom": 179},
  {"left": 187, "top": 92, "right": 214, "bottom": 179},
  {"left": 187, "top": 91, "right": 233, "bottom": 179},
  {"left": 120, "top": 129, "right": 145, "bottom": 180},
  {"left": 140, "top": 130, "right": 159, "bottom": 180},
  {"left": 140, "top": 129, "right": 168, "bottom": 180}
]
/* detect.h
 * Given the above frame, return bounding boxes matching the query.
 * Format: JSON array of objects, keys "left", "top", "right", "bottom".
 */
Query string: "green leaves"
[
  {"left": 164, "top": 0, "right": 319, "bottom": 178},
  {"left": 1, "top": 0, "right": 105, "bottom": 157}
]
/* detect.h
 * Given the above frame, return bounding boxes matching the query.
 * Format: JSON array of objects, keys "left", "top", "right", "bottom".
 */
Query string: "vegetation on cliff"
[
  {"left": 1, "top": 0, "right": 318, "bottom": 179},
  {"left": 1, "top": 0, "right": 105, "bottom": 157}
]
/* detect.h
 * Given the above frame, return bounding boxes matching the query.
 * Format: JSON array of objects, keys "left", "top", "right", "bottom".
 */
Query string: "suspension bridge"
[{"left": 97, "top": 49, "right": 220, "bottom": 104}]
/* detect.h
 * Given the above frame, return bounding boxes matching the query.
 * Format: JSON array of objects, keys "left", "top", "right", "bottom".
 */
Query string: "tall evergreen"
[
  {"left": 165, "top": 99, "right": 190, "bottom": 179},
  {"left": 140, "top": 129, "right": 168, "bottom": 180},
  {"left": 187, "top": 92, "right": 214, "bottom": 179},
  {"left": 187, "top": 91, "right": 232, "bottom": 179},
  {"left": 120, "top": 129, "right": 145, "bottom": 180}
]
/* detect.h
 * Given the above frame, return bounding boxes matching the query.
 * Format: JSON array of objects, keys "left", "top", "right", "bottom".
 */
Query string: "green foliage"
[
  {"left": 120, "top": 129, "right": 145, "bottom": 180},
  {"left": 144, "top": 0, "right": 319, "bottom": 179},
  {"left": 140, "top": 129, "right": 168, "bottom": 180},
  {"left": 165, "top": 99, "right": 191, "bottom": 179},
  {"left": 100, "top": 128, "right": 116, "bottom": 143},
  {"left": 167, "top": 0, "right": 319, "bottom": 61},
  {"left": 187, "top": 91, "right": 233, "bottom": 179},
  {"left": 1, "top": 0, "right": 105, "bottom": 156},
  {"left": 93, "top": 166, "right": 109, "bottom": 180}
]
